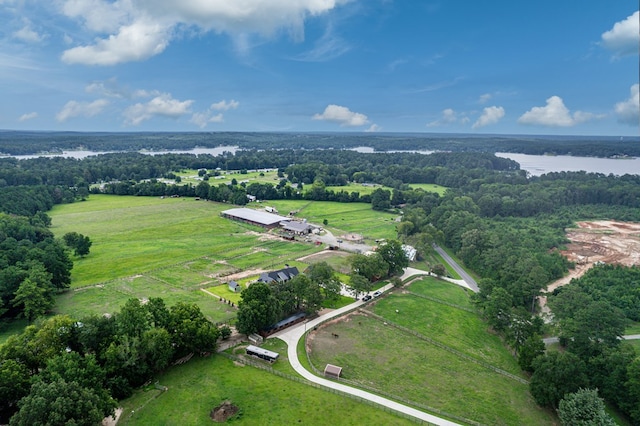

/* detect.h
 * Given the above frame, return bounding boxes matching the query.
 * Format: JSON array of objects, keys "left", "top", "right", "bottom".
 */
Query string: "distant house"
[
  {"left": 228, "top": 281, "right": 241, "bottom": 292},
  {"left": 257, "top": 266, "right": 299, "bottom": 284},
  {"left": 281, "top": 221, "right": 312, "bottom": 235}
]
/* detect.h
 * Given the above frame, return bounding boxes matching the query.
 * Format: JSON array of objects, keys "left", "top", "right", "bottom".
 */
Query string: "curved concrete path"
[{"left": 271, "top": 281, "right": 462, "bottom": 426}]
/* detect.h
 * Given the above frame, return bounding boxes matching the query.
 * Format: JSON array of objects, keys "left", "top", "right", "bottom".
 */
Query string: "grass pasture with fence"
[{"left": 305, "top": 279, "right": 556, "bottom": 425}]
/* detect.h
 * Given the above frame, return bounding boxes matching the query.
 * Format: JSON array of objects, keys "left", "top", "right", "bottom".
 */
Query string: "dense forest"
[
  {"left": 0, "top": 140, "right": 639, "bottom": 424},
  {"left": 1, "top": 130, "right": 639, "bottom": 157}
]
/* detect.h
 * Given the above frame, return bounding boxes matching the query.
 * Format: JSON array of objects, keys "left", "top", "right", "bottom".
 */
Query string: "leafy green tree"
[
  {"left": 37, "top": 352, "right": 116, "bottom": 418},
  {"left": 349, "top": 253, "right": 388, "bottom": 282},
  {"left": 557, "top": 388, "right": 615, "bottom": 426},
  {"left": 12, "top": 278, "right": 52, "bottom": 323},
  {"left": 348, "top": 273, "right": 372, "bottom": 298},
  {"left": 481, "top": 287, "right": 513, "bottom": 332},
  {"left": 431, "top": 263, "right": 446, "bottom": 276},
  {"left": 9, "top": 379, "right": 107, "bottom": 426},
  {"left": 62, "top": 231, "right": 92, "bottom": 257},
  {"left": 0, "top": 359, "right": 30, "bottom": 423},
  {"left": 236, "top": 282, "right": 280, "bottom": 335},
  {"left": 371, "top": 188, "right": 391, "bottom": 211},
  {"left": 377, "top": 239, "right": 408, "bottom": 276},
  {"left": 624, "top": 357, "right": 640, "bottom": 424},
  {"left": 530, "top": 351, "right": 589, "bottom": 408},
  {"left": 518, "top": 335, "right": 545, "bottom": 372},
  {"left": 307, "top": 262, "right": 342, "bottom": 304},
  {"left": 117, "top": 298, "right": 154, "bottom": 338},
  {"left": 169, "top": 302, "right": 219, "bottom": 356},
  {"left": 141, "top": 327, "right": 174, "bottom": 372}
]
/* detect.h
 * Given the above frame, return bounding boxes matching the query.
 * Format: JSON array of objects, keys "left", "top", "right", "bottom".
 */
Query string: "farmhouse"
[
  {"left": 257, "top": 266, "right": 299, "bottom": 283},
  {"left": 221, "top": 208, "right": 289, "bottom": 229}
]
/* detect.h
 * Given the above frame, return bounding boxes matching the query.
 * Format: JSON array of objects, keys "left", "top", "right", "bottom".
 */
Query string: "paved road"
[
  {"left": 271, "top": 283, "right": 462, "bottom": 426},
  {"left": 433, "top": 244, "right": 479, "bottom": 292},
  {"left": 544, "top": 334, "right": 640, "bottom": 345}
]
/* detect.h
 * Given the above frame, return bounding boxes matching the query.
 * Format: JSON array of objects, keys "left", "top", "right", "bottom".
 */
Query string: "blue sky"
[{"left": 1, "top": 0, "right": 638, "bottom": 136}]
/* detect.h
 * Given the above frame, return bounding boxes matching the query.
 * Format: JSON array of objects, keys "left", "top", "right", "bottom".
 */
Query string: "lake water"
[
  {"left": 7, "top": 146, "right": 239, "bottom": 160},
  {"left": 351, "top": 146, "right": 639, "bottom": 176},
  {"left": 496, "top": 153, "right": 640, "bottom": 176},
  {"left": 5, "top": 146, "right": 638, "bottom": 176}
]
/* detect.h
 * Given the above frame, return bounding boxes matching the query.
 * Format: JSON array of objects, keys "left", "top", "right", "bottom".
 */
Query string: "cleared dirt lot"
[{"left": 540, "top": 220, "right": 640, "bottom": 315}]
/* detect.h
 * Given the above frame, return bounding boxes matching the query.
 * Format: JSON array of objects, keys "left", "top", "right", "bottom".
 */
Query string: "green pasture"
[
  {"left": 176, "top": 168, "right": 280, "bottom": 186},
  {"left": 207, "top": 284, "right": 243, "bottom": 304},
  {"left": 270, "top": 200, "right": 399, "bottom": 242},
  {"left": 303, "top": 251, "right": 352, "bottom": 274},
  {"left": 407, "top": 277, "right": 474, "bottom": 307},
  {"left": 119, "top": 355, "right": 414, "bottom": 426},
  {"left": 306, "top": 282, "right": 554, "bottom": 425},
  {"left": 325, "top": 182, "right": 393, "bottom": 196},
  {"left": 54, "top": 276, "right": 237, "bottom": 324},
  {"left": 407, "top": 183, "right": 448, "bottom": 195}
]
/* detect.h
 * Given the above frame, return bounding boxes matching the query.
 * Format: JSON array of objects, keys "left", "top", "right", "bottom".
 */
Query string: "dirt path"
[{"left": 539, "top": 220, "right": 640, "bottom": 318}]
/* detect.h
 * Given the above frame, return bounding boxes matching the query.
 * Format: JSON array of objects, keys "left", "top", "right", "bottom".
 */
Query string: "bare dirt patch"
[
  {"left": 223, "top": 268, "right": 266, "bottom": 281},
  {"left": 539, "top": 220, "right": 640, "bottom": 316},
  {"left": 297, "top": 249, "right": 350, "bottom": 263},
  {"left": 210, "top": 401, "right": 239, "bottom": 422}
]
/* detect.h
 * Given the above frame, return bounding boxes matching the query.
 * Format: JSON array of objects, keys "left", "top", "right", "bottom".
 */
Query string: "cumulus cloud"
[
  {"left": 56, "top": 99, "right": 109, "bottom": 122},
  {"left": 615, "top": 84, "right": 640, "bottom": 125},
  {"left": 601, "top": 11, "right": 639, "bottom": 57},
  {"left": 60, "top": 0, "right": 345, "bottom": 65},
  {"left": 123, "top": 93, "right": 193, "bottom": 125},
  {"left": 472, "top": 106, "right": 505, "bottom": 129},
  {"left": 62, "top": 19, "right": 171, "bottom": 65},
  {"left": 210, "top": 99, "right": 239, "bottom": 111},
  {"left": 312, "top": 104, "right": 370, "bottom": 127},
  {"left": 190, "top": 99, "right": 239, "bottom": 128},
  {"left": 19, "top": 112, "right": 38, "bottom": 122},
  {"left": 365, "top": 123, "right": 381, "bottom": 133},
  {"left": 12, "top": 22, "right": 45, "bottom": 43},
  {"left": 426, "top": 108, "right": 469, "bottom": 127},
  {"left": 517, "top": 96, "right": 600, "bottom": 127}
]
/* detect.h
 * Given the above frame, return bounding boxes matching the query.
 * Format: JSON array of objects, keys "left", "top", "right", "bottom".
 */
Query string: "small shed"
[
  {"left": 228, "top": 281, "right": 241, "bottom": 292},
  {"left": 324, "top": 364, "right": 342, "bottom": 379}
]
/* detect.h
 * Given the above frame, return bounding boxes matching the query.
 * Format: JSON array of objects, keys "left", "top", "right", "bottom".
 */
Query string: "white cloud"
[
  {"left": 85, "top": 78, "right": 129, "bottom": 98},
  {"left": 365, "top": 124, "right": 381, "bottom": 132},
  {"left": 56, "top": 99, "right": 109, "bottom": 122},
  {"left": 472, "top": 106, "right": 505, "bottom": 129},
  {"left": 478, "top": 93, "right": 492, "bottom": 104},
  {"left": 12, "top": 22, "right": 45, "bottom": 43},
  {"left": 60, "top": 0, "right": 346, "bottom": 65},
  {"left": 517, "top": 96, "right": 600, "bottom": 127},
  {"left": 601, "top": 11, "right": 639, "bottom": 57},
  {"left": 427, "top": 108, "right": 469, "bottom": 127},
  {"left": 313, "top": 104, "right": 369, "bottom": 127},
  {"left": 189, "top": 99, "right": 239, "bottom": 128},
  {"left": 62, "top": 19, "right": 171, "bottom": 65},
  {"left": 19, "top": 112, "right": 38, "bottom": 122},
  {"left": 123, "top": 93, "right": 193, "bottom": 125},
  {"left": 615, "top": 84, "right": 640, "bottom": 125},
  {"left": 210, "top": 99, "right": 239, "bottom": 111},
  {"left": 293, "top": 24, "right": 351, "bottom": 62}
]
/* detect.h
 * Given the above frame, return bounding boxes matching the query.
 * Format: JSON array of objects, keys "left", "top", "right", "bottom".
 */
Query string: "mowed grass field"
[
  {"left": 118, "top": 355, "right": 414, "bottom": 426},
  {"left": 48, "top": 195, "right": 329, "bottom": 320},
  {"left": 266, "top": 200, "right": 399, "bottom": 242},
  {"left": 307, "top": 278, "right": 556, "bottom": 425}
]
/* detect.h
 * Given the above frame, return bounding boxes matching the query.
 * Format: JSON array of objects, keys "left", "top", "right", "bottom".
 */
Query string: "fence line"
[
  {"left": 360, "top": 310, "right": 529, "bottom": 385},
  {"left": 403, "top": 291, "right": 478, "bottom": 313}
]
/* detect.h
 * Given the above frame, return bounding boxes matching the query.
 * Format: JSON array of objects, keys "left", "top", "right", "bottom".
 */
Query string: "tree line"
[
  {"left": 0, "top": 297, "right": 222, "bottom": 424},
  {"left": 1, "top": 131, "right": 638, "bottom": 157}
]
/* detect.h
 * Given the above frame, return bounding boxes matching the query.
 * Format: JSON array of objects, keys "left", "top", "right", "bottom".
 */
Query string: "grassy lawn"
[
  {"left": 625, "top": 321, "right": 640, "bottom": 335},
  {"left": 407, "top": 183, "right": 448, "bottom": 195},
  {"left": 325, "top": 182, "right": 393, "bottom": 196},
  {"left": 305, "top": 282, "right": 554, "bottom": 425},
  {"left": 0, "top": 319, "right": 29, "bottom": 345},
  {"left": 264, "top": 200, "right": 399, "bottom": 242},
  {"left": 118, "top": 355, "right": 414, "bottom": 425}
]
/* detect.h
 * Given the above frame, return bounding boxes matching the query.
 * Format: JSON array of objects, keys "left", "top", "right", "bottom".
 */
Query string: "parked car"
[
  {"left": 372, "top": 291, "right": 382, "bottom": 298},
  {"left": 362, "top": 294, "right": 372, "bottom": 302}
]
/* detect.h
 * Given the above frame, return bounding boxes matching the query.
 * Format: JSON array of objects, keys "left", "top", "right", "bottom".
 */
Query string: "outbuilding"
[
  {"left": 246, "top": 345, "right": 279, "bottom": 363},
  {"left": 324, "top": 364, "right": 342, "bottom": 379},
  {"left": 228, "top": 281, "right": 241, "bottom": 292},
  {"left": 221, "top": 208, "right": 289, "bottom": 229}
]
